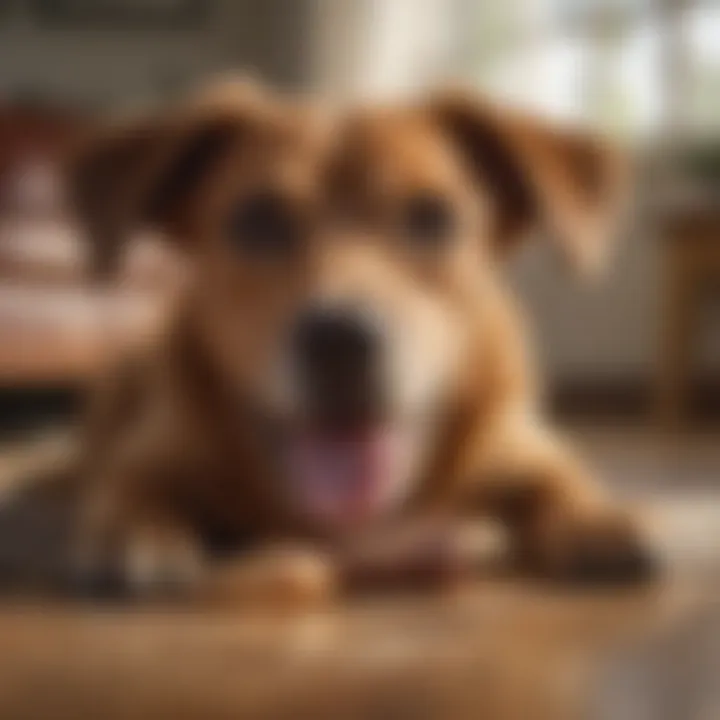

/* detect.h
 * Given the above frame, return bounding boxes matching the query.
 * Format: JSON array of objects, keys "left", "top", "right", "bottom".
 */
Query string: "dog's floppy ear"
[
  {"left": 68, "top": 80, "right": 265, "bottom": 278},
  {"left": 429, "top": 92, "right": 630, "bottom": 274}
]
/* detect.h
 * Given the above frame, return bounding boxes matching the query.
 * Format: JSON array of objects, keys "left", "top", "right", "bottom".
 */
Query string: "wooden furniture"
[
  {"left": 658, "top": 201, "right": 720, "bottom": 428},
  {"left": 0, "top": 101, "right": 178, "bottom": 386},
  {"left": 0, "top": 224, "right": 176, "bottom": 385}
]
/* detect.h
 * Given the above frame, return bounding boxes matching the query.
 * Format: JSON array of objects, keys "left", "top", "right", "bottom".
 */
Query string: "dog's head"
[{"left": 69, "top": 80, "right": 628, "bottom": 530}]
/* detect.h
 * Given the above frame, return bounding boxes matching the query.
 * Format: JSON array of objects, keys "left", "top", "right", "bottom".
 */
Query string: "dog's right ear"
[
  {"left": 427, "top": 91, "right": 630, "bottom": 276},
  {"left": 67, "top": 80, "right": 266, "bottom": 278}
]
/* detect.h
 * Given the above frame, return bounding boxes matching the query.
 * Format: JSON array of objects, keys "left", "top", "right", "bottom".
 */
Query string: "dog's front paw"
[
  {"left": 528, "top": 507, "right": 658, "bottom": 586},
  {"left": 70, "top": 521, "right": 203, "bottom": 600}
]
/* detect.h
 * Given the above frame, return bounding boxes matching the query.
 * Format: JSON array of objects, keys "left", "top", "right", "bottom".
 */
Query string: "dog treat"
[{"left": 337, "top": 519, "right": 502, "bottom": 594}]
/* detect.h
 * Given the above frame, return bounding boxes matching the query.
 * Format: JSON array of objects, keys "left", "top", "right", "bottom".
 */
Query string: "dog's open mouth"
[{"left": 286, "top": 425, "right": 412, "bottom": 529}]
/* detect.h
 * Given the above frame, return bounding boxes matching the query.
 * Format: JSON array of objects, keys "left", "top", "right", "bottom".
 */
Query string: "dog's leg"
[
  {"left": 73, "top": 480, "right": 342, "bottom": 604},
  {"left": 71, "top": 479, "right": 205, "bottom": 599},
  {"left": 74, "top": 507, "right": 343, "bottom": 607},
  {"left": 460, "top": 416, "right": 657, "bottom": 583}
]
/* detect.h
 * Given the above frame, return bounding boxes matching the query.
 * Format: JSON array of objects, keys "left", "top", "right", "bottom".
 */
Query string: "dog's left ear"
[
  {"left": 67, "top": 78, "right": 267, "bottom": 278},
  {"left": 429, "top": 92, "right": 631, "bottom": 274}
]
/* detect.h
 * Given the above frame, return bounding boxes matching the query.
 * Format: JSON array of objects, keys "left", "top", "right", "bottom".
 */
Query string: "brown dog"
[{"left": 66, "top": 79, "right": 652, "bottom": 598}]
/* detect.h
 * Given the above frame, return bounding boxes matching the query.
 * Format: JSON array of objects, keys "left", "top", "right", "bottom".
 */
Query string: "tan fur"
[{"left": 65, "top": 79, "right": 651, "bottom": 598}]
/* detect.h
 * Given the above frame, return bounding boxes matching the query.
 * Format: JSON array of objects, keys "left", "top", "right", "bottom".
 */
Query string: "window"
[{"left": 453, "top": 0, "right": 720, "bottom": 140}]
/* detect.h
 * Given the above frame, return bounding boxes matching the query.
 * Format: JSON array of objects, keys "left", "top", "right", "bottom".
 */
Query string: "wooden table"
[{"left": 0, "top": 582, "right": 710, "bottom": 720}]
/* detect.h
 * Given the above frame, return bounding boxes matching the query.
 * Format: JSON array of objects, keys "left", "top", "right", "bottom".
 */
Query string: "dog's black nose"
[
  {"left": 293, "top": 307, "right": 383, "bottom": 423},
  {"left": 296, "top": 308, "right": 378, "bottom": 372}
]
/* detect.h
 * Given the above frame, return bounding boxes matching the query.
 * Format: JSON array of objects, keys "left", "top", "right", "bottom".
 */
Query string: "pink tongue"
[{"left": 289, "top": 430, "right": 392, "bottom": 526}]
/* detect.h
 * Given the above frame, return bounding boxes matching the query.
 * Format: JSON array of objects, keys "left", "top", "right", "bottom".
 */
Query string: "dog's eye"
[
  {"left": 402, "top": 194, "right": 455, "bottom": 247},
  {"left": 228, "top": 192, "right": 299, "bottom": 256}
]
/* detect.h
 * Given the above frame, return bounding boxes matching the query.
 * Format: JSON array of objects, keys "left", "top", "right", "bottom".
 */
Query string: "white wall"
[
  {"left": 509, "top": 227, "right": 663, "bottom": 383},
  {"left": 309, "top": 0, "right": 452, "bottom": 100}
]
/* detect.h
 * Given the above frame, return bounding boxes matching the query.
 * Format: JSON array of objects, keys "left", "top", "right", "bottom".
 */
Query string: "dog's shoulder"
[
  {"left": 460, "top": 276, "right": 540, "bottom": 421},
  {"left": 80, "top": 302, "right": 220, "bottom": 471}
]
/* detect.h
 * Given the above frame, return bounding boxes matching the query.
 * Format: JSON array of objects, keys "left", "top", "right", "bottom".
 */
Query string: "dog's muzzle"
[{"left": 283, "top": 305, "right": 413, "bottom": 528}]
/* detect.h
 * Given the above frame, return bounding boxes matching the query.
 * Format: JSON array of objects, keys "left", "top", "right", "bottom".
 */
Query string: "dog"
[{"left": 65, "top": 78, "right": 653, "bottom": 598}]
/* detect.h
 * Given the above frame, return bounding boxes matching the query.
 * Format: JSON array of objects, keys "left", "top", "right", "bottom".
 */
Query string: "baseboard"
[{"left": 551, "top": 375, "right": 720, "bottom": 424}]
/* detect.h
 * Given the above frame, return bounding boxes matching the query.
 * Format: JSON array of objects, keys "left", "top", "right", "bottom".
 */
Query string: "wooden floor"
[{"left": 0, "top": 426, "right": 719, "bottom": 720}]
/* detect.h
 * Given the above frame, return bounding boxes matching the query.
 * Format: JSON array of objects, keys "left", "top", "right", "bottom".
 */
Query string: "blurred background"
[
  {"left": 0, "top": 3, "right": 717, "bottom": 718},
  {"left": 0, "top": 0, "right": 717, "bottom": 439}
]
